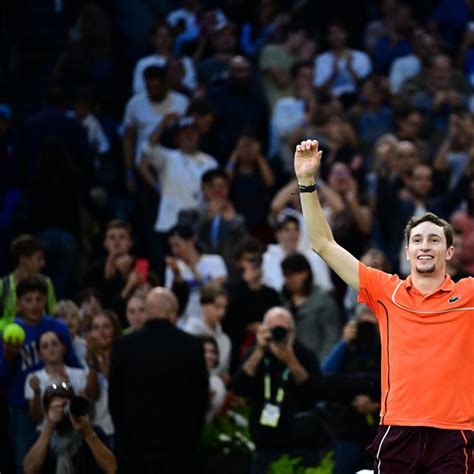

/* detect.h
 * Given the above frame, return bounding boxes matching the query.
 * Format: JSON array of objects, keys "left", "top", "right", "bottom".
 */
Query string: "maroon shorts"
[{"left": 367, "top": 425, "right": 474, "bottom": 473}]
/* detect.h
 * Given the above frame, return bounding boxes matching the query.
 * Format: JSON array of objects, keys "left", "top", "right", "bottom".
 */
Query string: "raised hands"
[{"left": 294, "top": 140, "right": 322, "bottom": 185}]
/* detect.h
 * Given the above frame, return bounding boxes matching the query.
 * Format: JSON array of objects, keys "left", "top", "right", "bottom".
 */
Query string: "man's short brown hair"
[
  {"left": 199, "top": 284, "right": 228, "bottom": 305},
  {"left": 10, "top": 234, "right": 44, "bottom": 267},
  {"left": 404, "top": 212, "right": 454, "bottom": 248},
  {"left": 105, "top": 219, "right": 132, "bottom": 238}
]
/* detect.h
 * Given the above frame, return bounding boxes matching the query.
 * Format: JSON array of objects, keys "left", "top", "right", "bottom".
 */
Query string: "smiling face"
[
  {"left": 406, "top": 221, "right": 454, "bottom": 275},
  {"left": 91, "top": 314, "right": 115, "bottom": 349}
]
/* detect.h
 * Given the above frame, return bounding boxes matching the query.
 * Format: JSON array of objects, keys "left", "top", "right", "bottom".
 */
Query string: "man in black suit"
[{"left": 109, "top": 287, "right": 209, "bottom": 473}]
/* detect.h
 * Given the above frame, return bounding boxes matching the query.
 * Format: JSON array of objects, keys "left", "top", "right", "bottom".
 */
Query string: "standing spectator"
[
  {"left": 0, "top": 235, "right": 56, "bottom": 331},
  {"left": 122, "top": 64, "right": 189, "bottom": 191},
  {"left": 183, "top": 283, "right": 231, "bottom": 378},
  {"left": 138, "top": 115, "right": 218, "bottom": 273},
  {"left": 83, "top": 220, "right": 135, "bottom": 326},
  {"left": 109, "top": 287, "right": 208, "bottom": 473},
  {"left": 232, "top": 307, "right": 322, "bottom": 473},
  {"left": 280, "top": 253, "right": 341, "bottom": 361},
  {"left": 124, "top": 293, "right": 147, "bottom": 334},
  {"left": 132, "top": 21, "right": 197, "bottom": 96},
  {"left": 25, "top": 330, "right": 87, "bottom": 427},
  {"left": 84, "top": 310, "right": 121, "bottom": 447},
  {"left": 0, "top": 276, "right": 80, "bottom": 473},
  {"left": 165, "top": 224, "right": 227, "bottom": 326},
  {"left": 207, "top": 55, "right": 269, "bottom": 163},
  {"left": 54, "top": 300, "right": 87, "bottom": 366},
  {"left": 224, "top": 237, "right": 280, "bottom": 372},
  {"left": 313, "top": 21, "right": 372, "bottom": 105}
]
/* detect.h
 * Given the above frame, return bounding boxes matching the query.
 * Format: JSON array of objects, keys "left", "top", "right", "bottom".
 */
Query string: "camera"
[
  {"left": 63, "top": 396, "right": 89, "bottom": 418},
  {"left": 270, "top": 326, "right": 289, "bottom": 344}
]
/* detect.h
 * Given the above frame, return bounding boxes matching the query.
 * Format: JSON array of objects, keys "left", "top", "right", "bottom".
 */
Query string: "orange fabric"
[{"left": 358, "top": 262, "right": 474, "bottom": 430}]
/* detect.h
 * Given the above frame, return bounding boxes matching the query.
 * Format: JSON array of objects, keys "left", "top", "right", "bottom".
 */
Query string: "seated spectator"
[
  {"left": 280, "top": 253, "right": 341, "bottom": 361},
  {"left": 55, "top": 300, "right": 87, "bottom": 366},
  {"left": 123, "top": 293, "right": 146, "bottom": 334},
  {"left": 262, "top": 214, "right": 333, "bottom": 293},
  {"left": 393, "top": 107, "right": 428, "bottom": 162},
  {"left": 0, "top": 276, "right": 80, "bottom": 472},
  {"left": 182, "top": 168, "right": 247, "bottom": 279},
  {"left": 84, "top": 310, "right": 121, "bottom": 446},
  {"left": 165, "top": 224, "right": 228, "bottom": 327},
  {"left": 224, "top": 237, "right": 280, "bottom": 372},
  {"left": 25, "top": 331, "right": 87, "bottom": 426},
  {"left": 227, "top": 132, "right": 275, "bottom": 237},
  {"left": 83, "top": 220, "right": 135, "bottom": 326},
  {"left": 132, "top": 20, "right": 197, "bottom": 96},
  {"left": 184, "top": 284, "right": 231, "bottom": 379},
  {"left": 23, "top": 382, "right": 116, "bottom": 474},
  {"left": 322, "top": 304, "right": 381, "bottom": 474},
  {"left": 0, "top": 235, "right": 56, "bottom": 331},
  {"left": 313, "top": 21, "right": 372, "bottom": 106},
  {"left": 232, "top": 307, "right": 322, "bottom": 473},
  {"left": 199, "top": 335, "right": 227, "bottom": 421},
  {"left": 446, "top": 231, "right": 471, "bottom": 281}
]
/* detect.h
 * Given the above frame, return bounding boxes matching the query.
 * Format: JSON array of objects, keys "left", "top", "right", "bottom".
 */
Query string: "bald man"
[
  {"left": 109, "top": 286, "right": 208, "bottom": 474},
  {"left": 232, "top": 307, "right": 322, "bottom": 473}
]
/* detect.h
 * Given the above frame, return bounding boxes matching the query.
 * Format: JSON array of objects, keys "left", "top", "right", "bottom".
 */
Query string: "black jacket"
[{"left": 109, "top": 319, "right": 208, "bottom": 464}]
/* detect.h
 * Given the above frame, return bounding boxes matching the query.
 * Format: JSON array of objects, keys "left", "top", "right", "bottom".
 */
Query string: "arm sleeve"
[
  {"left": 357, "top": 263, "right": 392, "bottom": 316},
  {"left": 321, "top": 341, "right": 347, "bottom": 374},
  {"left": 24, "top": 373, "right": 34, "bottom": 400}
]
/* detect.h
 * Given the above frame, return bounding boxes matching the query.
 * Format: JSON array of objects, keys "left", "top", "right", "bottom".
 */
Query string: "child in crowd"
[
  {"left": 54, "top": 300, "right": 87, "bottom": 366},
  {"left": 124, "top": 293, "right": 147, "bottom": 334},
  {"left": 0, "top": 276, "right": 80, "bottom": 472},
  {"left": 25, "top": 330, "right": 87, "bottom": 427}
]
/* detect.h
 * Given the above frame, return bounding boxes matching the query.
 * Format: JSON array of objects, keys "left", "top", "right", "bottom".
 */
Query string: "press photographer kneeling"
[
  {"left": 23, "top": 382, "right": 117, "bottom": 474},
  {"left": 232, "top": 307, "right": 323, "bottom": 474}
]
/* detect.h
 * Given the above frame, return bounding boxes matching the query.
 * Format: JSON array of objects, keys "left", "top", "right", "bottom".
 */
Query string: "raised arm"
[{"left": 294, "top": 139, "right": 360, "bottom": 290}]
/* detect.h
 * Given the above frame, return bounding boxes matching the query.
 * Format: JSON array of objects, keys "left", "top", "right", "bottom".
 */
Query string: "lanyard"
[{"left": 263, "top": 358, "right": 290, "bottom": 405}]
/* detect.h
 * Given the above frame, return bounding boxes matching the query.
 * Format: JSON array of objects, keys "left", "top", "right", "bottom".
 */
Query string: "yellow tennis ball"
[{"left": 2, "top": 323, "right": 26, "bottom": 345}]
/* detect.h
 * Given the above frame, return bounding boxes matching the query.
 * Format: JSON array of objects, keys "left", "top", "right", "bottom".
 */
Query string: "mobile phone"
[{"left": 135, "top": 258, "right": 149, "bottom": 285}]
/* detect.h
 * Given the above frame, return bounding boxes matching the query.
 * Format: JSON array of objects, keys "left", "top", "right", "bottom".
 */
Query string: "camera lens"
[
  {"left": 68, "top": 396, "right": 89, "bottom": 417},
  {"left": 270, "top": 326, "right": 288, "bottom": 343}
]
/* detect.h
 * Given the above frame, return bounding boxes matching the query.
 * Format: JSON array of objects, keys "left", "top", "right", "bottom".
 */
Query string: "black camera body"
[{"left": 63, "top": 396, "right": 89, "bottom": 418}]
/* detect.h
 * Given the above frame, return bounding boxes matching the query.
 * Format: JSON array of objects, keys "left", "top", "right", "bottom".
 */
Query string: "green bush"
[{"left": 268, "top": 451, "right": 333, "bottom": 474}]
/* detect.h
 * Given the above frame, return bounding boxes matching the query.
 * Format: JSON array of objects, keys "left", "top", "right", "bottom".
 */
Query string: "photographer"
[
  {"left": 232, "top": 307, "right": 321, "bottom": 474},
  {"left": 23, "top": 382, "right": 116, "bottom": 474}
]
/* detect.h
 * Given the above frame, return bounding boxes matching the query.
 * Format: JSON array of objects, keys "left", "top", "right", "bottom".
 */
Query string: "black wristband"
[{"left": 293, "top": 182, "right": 320, "bottom": 194}]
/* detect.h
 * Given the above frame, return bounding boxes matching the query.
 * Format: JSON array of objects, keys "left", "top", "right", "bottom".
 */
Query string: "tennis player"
[{"left": 294, "top": 139, "right": 473, "bottom": 473}]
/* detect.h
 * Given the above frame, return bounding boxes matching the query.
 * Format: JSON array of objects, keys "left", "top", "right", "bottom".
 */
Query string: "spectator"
[
  {"left": 322, "top": 305, "right": 381, "bottom": 474},
  {"left": 132, "top": 20, "right": 197, "bottom": 96},
  {"left": 77, "top": 288, "right": 103, "bottom": 335},
  {"left": 122, "top": 64, "right": 189, "bottom": 191},
  {"left": 23, "top": 382, "right": 116, "bottom": 474},
  {"left": 223, "top": 237, "right": 280, "bottom": 372},
  {"left": 0, "top": 235, "right": 57, "bottom": 331},
  {"left": 184, "top": 283, "right": 231, "bottom": 378},
  {"left": 83, "top": 220, "right": 135, "bottom": 326},
  {"left": 138, "top": 115, "right": 218, "bottom": 272},
  {"left": 207, "top": 55, "right": 269, "bottom": 163},
  {"left": 84, "top": 310, "right": 121, "bottom": 446},
  {"left": 393, "top": 108, "right": 428, "bottom": 161},
  {"left": 54, "top": 300, "right": 87, "bottom": 366},
  {"left": 109, "top": 287, "right": 208, "bottom": 473},
  {"left": 0, "top": 276, "right": 80, "bottom": 473},
  {"left": 227, "top": 132, "right": 275, "bottom": 236},
  {"left": 232, "top": 307, "right": 322, "bottom": 473},
  {"left": 165, "top": 224, "right": 227, "bottom": 326},
  {"left": 25, "top": 331, "right": 87, "bottom": 426},
  {"left": 199, "top": 335, "right": 227, "bottom": 421},
  {"left": 313, "top": 21, "right": 372, "bottom": 105},
  {"left": 123, "top": 293, "right": 146, "bottom": 334},
  {"left": 262, "top": 214, "right": 334, "bottom": 293},
  {"left": 280, "top": 253, "right": 341, "bottom": 361}
]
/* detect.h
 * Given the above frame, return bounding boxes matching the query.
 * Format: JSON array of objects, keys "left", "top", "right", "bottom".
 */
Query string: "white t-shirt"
[
  {"left": 165, "top": 255, "right": 228, "bottom": 324},
  {"left": 91, "top": 372, "right": 114, "bottom": 435},
  {"left": 389, "top": 54, "right": 421, "bottom": 93},
  {"left": 262, "top": 243, "right": 334, "bottom": 293},
  {"left": 132, "top": 54, "right": 197, "bottom": 94},
  {"left": 143, "top": 143, "right": 217, "bottom": 231},
  {"left": 183, "top": 318, "right": 232, "bottom": 374},
  {"left": 122, "top": 91, "right": 189, "bottom": 162},
  {"left": 314, "top": 50, "right": 372, "bottom": 96}
]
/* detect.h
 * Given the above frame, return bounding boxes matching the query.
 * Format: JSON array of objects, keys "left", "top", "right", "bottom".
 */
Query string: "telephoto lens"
[{"left": 64, "top": 396, "right": 90, "bottom": 417}]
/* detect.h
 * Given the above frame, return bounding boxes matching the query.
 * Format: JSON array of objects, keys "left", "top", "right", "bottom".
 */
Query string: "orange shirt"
[{"left": 358, "top": 262, "right": 474, "bottom": 430}]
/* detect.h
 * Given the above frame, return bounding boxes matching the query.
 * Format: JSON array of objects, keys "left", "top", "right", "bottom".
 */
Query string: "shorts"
[{"left": 367, "top": 425, "right": 474, "bottom": 473}]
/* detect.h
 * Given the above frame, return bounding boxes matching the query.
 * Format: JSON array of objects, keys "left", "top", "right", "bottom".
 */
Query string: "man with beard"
[
  {"left": 23, "top": 382, "right": 116, "bottom": 474},
  {"left": 294, "top": 139, "right": 474, "bottom": 472}
]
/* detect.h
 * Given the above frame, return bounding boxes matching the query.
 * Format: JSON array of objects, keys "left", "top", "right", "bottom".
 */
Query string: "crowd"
[{"left": 1, "top": 0, "right": 474, "bottom": 473}]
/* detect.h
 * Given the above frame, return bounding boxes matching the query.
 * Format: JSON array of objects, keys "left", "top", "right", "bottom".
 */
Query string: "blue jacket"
[{"left": 0, "top": 315, "right": 81, "bottom": 408}]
